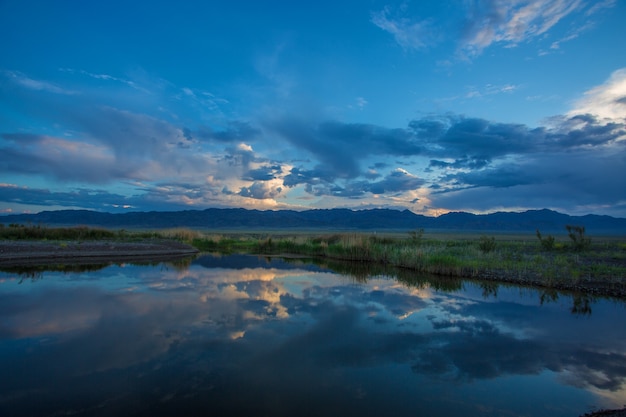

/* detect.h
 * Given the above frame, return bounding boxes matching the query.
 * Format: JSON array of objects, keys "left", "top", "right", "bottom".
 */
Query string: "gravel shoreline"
[{"left": 0, "top": 240, "right": 199, "bottom": 267}]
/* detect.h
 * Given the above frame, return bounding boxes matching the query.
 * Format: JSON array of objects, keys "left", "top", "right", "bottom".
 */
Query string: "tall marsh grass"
[
  {"left": 0, "top": 224, "right": 116, "bottom": 240},
  {"left": 3, "top": 224, "right": 624, "bottom": 285},
  {"left": 187, "top": 231, "right": 626, "bottom": 283}
]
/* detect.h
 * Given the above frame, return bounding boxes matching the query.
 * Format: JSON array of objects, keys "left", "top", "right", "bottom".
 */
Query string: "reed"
[
  {"left": 3, "top": 225, "right": 624, "bottom": 288},
  {"left": 0, "top": 224, "right": 116, "bottom": 240},
  {"left": 186, "top": 231, "right": 626, "bottom": 285}
]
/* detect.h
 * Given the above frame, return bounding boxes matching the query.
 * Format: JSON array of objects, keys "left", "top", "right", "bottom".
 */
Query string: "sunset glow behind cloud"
[{"left": 1, "top": 0, "right": 625, "bottom": 216}]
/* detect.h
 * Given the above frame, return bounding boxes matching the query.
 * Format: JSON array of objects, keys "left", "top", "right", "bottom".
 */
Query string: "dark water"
[{"left": 1, "top": 254, "right": 625, "bottom": 417}]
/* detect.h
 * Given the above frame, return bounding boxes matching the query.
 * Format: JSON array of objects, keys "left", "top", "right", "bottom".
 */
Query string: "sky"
[{"left": 1, "top": 0, "right": 625, "bottom": 217}]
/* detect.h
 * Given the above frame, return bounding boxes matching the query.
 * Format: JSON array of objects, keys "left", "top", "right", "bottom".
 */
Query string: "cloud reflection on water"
[{"left": 0, "top": 255, "right": 624, "bottom": 416}]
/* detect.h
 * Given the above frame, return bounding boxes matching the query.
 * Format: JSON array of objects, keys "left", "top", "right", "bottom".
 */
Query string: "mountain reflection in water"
[{"left": 0, "top": 254, "right": 624, "bottom": 417}]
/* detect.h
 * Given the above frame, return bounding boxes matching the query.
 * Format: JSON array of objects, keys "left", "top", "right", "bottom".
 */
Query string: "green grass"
[
  {"left": 2, "top": 224, "right": 625, "bottom": 293},
  {"left": 185, "top": 231, "right": 626, "bottom": 287},
  {"left": 0, "top": 223, "right": 119, "bottom": 240},
  {"left": 0, "top": 223, "right": 193, "bottom": 241}
]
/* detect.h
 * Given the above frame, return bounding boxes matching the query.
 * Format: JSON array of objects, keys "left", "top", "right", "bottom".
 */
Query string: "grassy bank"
[
  {"left": 190, "top": 232, "right": 623, "bottom": 274},
  {"left": 2, "top": 224, "right": 625, "bottom": 296},
  {"left": 0, "top": 223, "right": 196, "bottom": 241},
  {"left": 189, "top": 231, "right": 626, "bottom": 296}
]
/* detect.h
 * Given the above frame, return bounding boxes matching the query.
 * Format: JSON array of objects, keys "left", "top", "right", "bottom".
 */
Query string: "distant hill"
[{"left": 1, "top": 208, "right": 625, "bottom": 234}]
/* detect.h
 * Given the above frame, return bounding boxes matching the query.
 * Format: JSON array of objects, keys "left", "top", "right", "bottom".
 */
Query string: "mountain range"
[{"left": 2, "top": 208, "right": 626, "bottom": 234}]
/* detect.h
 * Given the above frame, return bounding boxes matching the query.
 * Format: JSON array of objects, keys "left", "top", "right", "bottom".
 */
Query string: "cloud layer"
[
  {"left": 371, "top": 0, "right": 610, "bottom": 59},
  {"left": 1, "top": 64, "right": 625, "bottom": 215},
  {"left": 0, "top": 1, "right": 623, "bottom": 216}
]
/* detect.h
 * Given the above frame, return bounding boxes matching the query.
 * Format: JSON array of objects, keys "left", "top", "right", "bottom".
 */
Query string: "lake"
[{"left": 1, "top": 254, "right": 625, "bottom": 416}]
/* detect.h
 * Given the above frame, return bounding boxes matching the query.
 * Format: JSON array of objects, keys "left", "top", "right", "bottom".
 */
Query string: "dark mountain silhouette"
[{"left": 1, "top": 208, "right": 625, "bottom": 234}]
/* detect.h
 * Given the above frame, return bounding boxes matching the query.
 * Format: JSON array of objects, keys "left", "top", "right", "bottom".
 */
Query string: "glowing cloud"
[{"left": 568, "top": 68, "right": 626, "bottom": 122}]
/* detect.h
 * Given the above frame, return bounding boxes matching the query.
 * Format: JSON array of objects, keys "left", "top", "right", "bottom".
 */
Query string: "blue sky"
[{"left": 1, "top": 0, "right": 625, "bottom": 217}]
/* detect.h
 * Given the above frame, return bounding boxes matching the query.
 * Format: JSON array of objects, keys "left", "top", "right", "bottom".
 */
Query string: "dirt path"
[{"left": 0, "top": 239, "right": 199, "bottom": 267}]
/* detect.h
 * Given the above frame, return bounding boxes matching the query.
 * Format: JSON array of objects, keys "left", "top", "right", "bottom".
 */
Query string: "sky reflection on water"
[{"left": 0, "top": 255, "right": 625, "bottom": 417}]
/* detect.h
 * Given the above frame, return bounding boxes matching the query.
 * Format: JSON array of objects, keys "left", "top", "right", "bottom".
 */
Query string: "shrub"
[
  {"left": 566, "top": 225, "right": 591, "bottom": 251},
  {"left": 536, "top": 229, "right": 555, "bottom": 251},
  {"left": 478, "top": 236, "right": 496, "bottom": 253},
  {"left": 408, "top": 228, "right": 424, "bottom": 245}
]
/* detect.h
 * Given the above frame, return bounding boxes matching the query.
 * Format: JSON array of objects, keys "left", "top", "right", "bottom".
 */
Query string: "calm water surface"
[{"left": 1, "top": 254, "right": 625, "bottom": 416}]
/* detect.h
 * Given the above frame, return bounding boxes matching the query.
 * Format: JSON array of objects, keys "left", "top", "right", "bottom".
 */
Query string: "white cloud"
[
  {"left": 466, "top": 83, "right": 519, "bottom": 98},
  {"left": 356, "top": 97, "right": 368, "bottom": 109},
  {"left": 436, "top": 83, "right": 519, "bottom": 103},
  {"left": 585, "top": 0, "right": 616, "bottom": 16},
  {"left": 59, "top": 68, "right": 146, "bottom": 92},
  {"left": 462, "top": 0, "right": 584, "bottom": 56},
  {"left": 371, "top": 6, "right": 437, "bottom": 51},
  {"left": 237, "top": 143, "right": 254, "bottom": 152},
  {"left": 539, "top": 19, "right": 596, "bottom": 56},
  {"left": 568, "top": 68, "right": 626, "bottom": 122},
  {"left": 4, "top": 70, "right": 78, "bottom": 95}
]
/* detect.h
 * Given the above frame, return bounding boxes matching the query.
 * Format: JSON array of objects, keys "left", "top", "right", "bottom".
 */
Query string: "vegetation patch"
[
  {"left": 2, "top": 224, "right": 625, "bottom": 298},
  {"left": 184, "top": 229, "right": 625, "bottom": 294}
]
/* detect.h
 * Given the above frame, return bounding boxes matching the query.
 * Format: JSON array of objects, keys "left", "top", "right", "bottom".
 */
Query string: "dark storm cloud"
[
  {"left": 283, "top": 167, "right": 335, "bottom": 188},
  {"left": 1, "top": 72, "right": 212, "bottom": 184},
  {"left": 135, "top": 180, "right": 222, "bottom": 207},
  {"left": 70, "top": 106, "right": 187, "bottom": 162},
  {"left": 3, "top": 62, "right": 625, "bottom": 214},
  {"left": 410, "top": 115, "right": 536, "bottom": 159},
  {"left": 275, "top": 113, "right": 623, "bottom": 196},
  {"left": 284, "top": 168, "right": 423, "bottom": 198},
  {"left": 412, "top": 113, "right": 625, "bottom": 157},
  {"left": 428, "top": 157, "right": 490, "bottom": 170},
  {"left": 195, "top": 120, "right": 261, "bottom": 143},
  {"left": 443, "top": 165, "right": 538, "bottom": 189},
  {"left": 270, "top": 112, "right": 624, "bottom": 209},
  {"left": 368, "top": 169, "right": 424, "bottom": 194},
  {"left": 286, "top": 174, "right": 357, "bottom": 197},
  {"left": 431, "top": 148, "right": 626, "bottom": 212},
  {"left": 0, "top": 184, "right": 131, "bottom": 210},
  {"left": 408, "top": 113, "right": 626, "bottom": 212},
  {"left": 268, "top": 117, "right": 422, "bottom": 179},
  {"left": 363, "top": 170, "right": 382, "bottom": 180},
  {"left": 316, "top": 181, "right": 370, "bottom": 198},
  {"left": 238, "top": 182, "right": 282, "bottom": 199},
  {"left": 1, "top": 104, "right": 214, "bottom": 185},
  {"left": 317, "top": 121, "right": 422, "bottom": 155},
  {"left": 178, "top": 127, "right": 195, "bottom": 148},
  {"left": 0, "top": 133, "right": 131, "bottom": 183},
  {"left": 222, "top": 144, "right": 256, "bottom": 170},
  {"left": 543, "top": 114, "right": 626, "bottom": 148},
  {"left": 267, "top": 117, "right": 360, "bottom": 178},
  {"left": 2, "top": 133, "right": 41, "bottom": 142},
  {"left": 0, "top": 181, "right": 228, "bottom": 212},
  {"left": 243, "top": 165, "right": 282, "bottom": 181}
]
